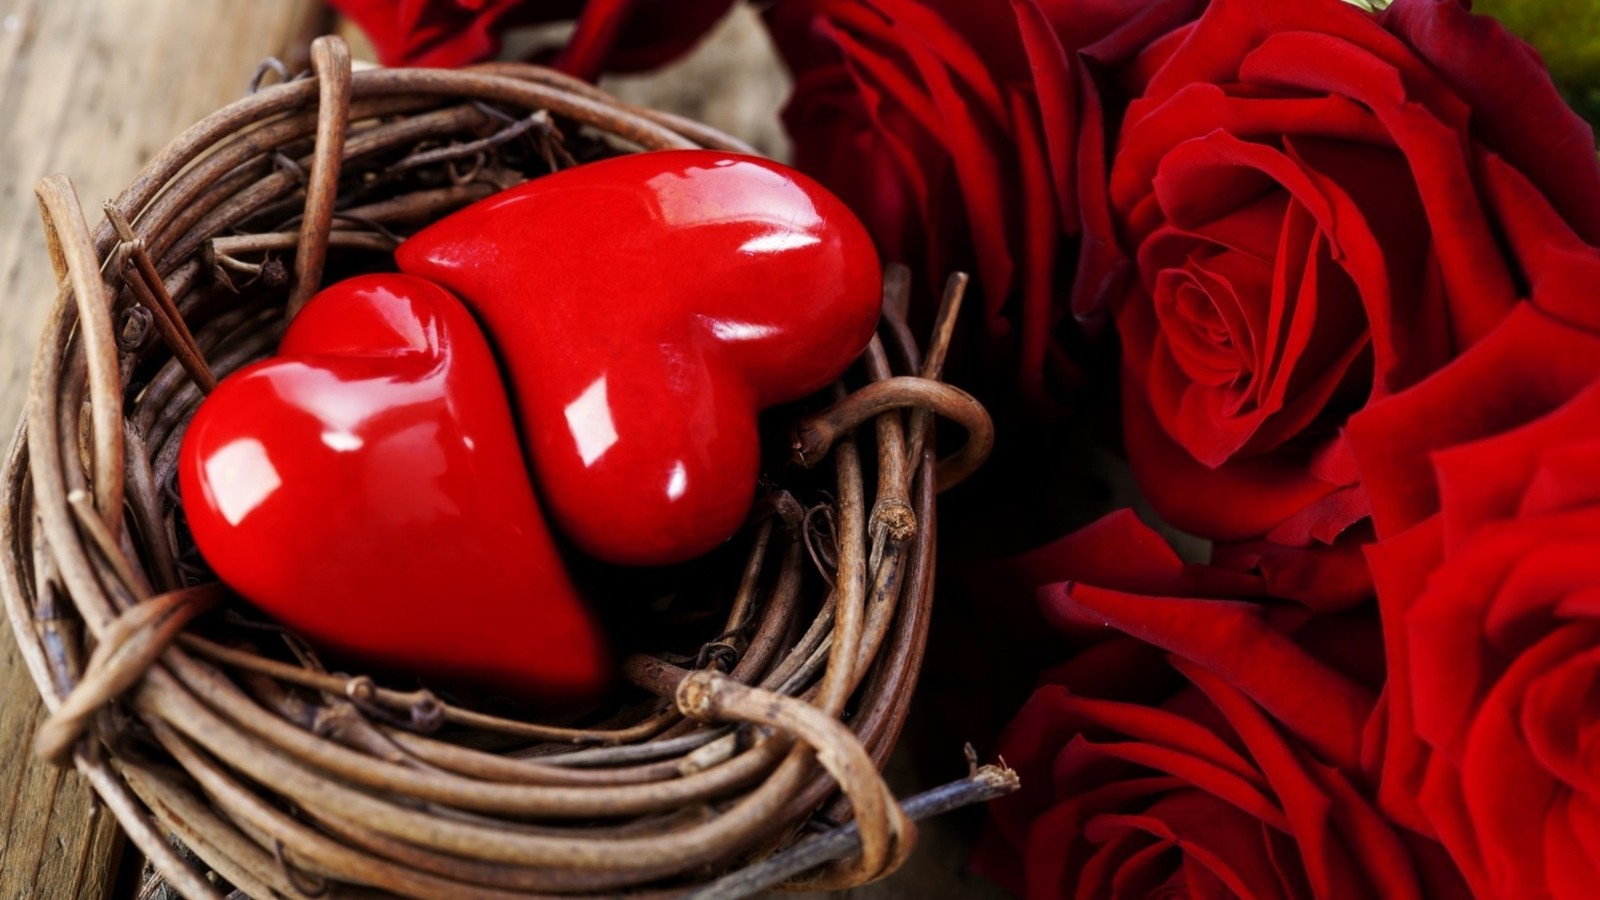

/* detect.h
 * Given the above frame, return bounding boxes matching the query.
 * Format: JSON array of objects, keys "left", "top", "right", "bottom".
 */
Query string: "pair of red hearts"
[{"left": 180, "top": 151, "right": 882, "bottom": 698}]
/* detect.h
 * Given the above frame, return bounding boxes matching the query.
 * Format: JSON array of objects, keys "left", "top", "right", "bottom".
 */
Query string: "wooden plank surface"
[{"left": 0, "top": 3, "right": 326, "bottom": 896}]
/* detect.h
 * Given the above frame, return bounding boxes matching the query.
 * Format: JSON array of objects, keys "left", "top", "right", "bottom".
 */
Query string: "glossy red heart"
[
  {"left": 397, "top": 150, "right": 882, "bottom": 566},
  {"left": 179, "top": 274, "right": 609, "bottom": 699}
]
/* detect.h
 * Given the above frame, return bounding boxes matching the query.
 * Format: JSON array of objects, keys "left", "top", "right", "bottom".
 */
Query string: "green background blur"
[{"left": 1479, "top": 0, "right": 1600, "bottom": 128}]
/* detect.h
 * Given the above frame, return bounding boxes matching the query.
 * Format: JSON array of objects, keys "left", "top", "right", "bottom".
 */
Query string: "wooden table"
[{"left": 0, "top": 3, "right": 327, "bottom": 893}]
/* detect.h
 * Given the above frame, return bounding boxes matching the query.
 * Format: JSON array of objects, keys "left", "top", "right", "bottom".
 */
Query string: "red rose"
[
  {"left": 1347, "top": 292, "right": 1600, "bottom": 897},
  {"left": 766, "top": 0, "right": 1199, "bottom": 408},
  {"left": 329, "top": 0, "right": 527, "bottom": 67},
  {"left": 554, "top": 0, "right": 740, "bottom": 79},
  {"left": 974, "top": 511, "right": 1468, "bottom": 898},
  {"left": 329, "top": 0, "right": 735, "bottom": 77},
  {"left": 1094, "top": 0, "right": 1600, "bottom": 606}
]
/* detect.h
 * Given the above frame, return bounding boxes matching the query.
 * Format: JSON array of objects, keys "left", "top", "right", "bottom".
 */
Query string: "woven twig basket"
[{"left": 2, "top": 36, "right": 1014, "bottom": 899}]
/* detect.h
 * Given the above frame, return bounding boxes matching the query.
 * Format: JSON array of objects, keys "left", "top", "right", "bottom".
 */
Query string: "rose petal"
[
  {"left": 818, "top": 26, "right": 940, "bottom": 241},
  {"left": 988, "top": 685, "right": 1092, "bottom": 842},
  {"left": 887, "top": 19, "right": 1020, "bottom": 321},
  {"left": 1087, "top": 792, "right": 1290, "bottom": 899},
  {"left": 1483, "top": 528, "right": 1600, "bottom": 653},
  {"left": 867, "top": 0, "right": 1014, "bottom": 122},
  {"left": 1237, "top": 30, "right": 1518, "bottom": 349},
  {"left": 1346, "top": 304, "right": 1600, "bottom": 538},
  {"left": 1139, "top": 0, "right": 1441, "bottom": 108},
  {"left": 823, "top": 10, "right": 944, "bottom": 136},
  {"left": 1382, "top": 0, "right": 1600, "bottom": 245},
  {"left": 1070, "top": 0, "right": 1205, "bottom": 326},
  {"left": 991, "top": 508, "right": 1263, "bottom": 602},
  {"left": 1521, "top": 650, "right": 1600, "bottom": 798},
  {"left": 1156, "top": 268, "right": 1247, "bottom": 388},
  {"left": 1041, "top": 775, "right": 1185, "bottom": 897},
  {"left": 1123, "top": 375, "right": 1343, "bottom": 540},
  {"left": 1053, "top": 695, "right": 1285, "bottom": 823},
  {"left": 557, "top": 0, "right": 636, "bottom": 81},
  {"left": 1112, "top": 83, "right": 1390, "bottom": 220},
  {"left": 1213, "top": 525, "right": 1374, "bottom": 612},
  {"left": 331, "top": 0, "right": 527, "bottom": 67},
  {"left": 1363, "top": 518, "right": 1444, "bottom": 837},
  {"left": 1432, "top": 381, "right": 1600, "bottom": 549},
  {"left": 1010, "top": 0, "right": 1080, "bottom": 228},
  {"left": 1404, "top": 533, "right": 1545, "bottom": 757},
  {"left": 1010, "top": 86, "right": 1064, "bottom": 407},
  {"left": 1043, "top": 582, "right": 1375, "bottom": 768},
  {"left": 1454, "top": 624, "right": 1598, "bottom": 892},
  {"left": 1282, "top": 135, "right": 1439, "bottom": 393},
  {"left": 1522, "top": 439, "right": 1600, "bottom": 519},
  {"left": 1178, "top": 655, "right": 1432, "bottom": 899},
  {"left": 1546, "top": 794, "right": 1600, "bottom": 900},
  {"left": 1037, "top": 636, "right": 1175, "bottom": 705},
  {"left": 1076, "top": 815, "right": 1172, "bottom": 899},
  {"left": 1416, "top": 752, "right": 1493, "bottom": 897},
  {"left": 1476, "top": 151, "right": 1600, "bottom": 336}
]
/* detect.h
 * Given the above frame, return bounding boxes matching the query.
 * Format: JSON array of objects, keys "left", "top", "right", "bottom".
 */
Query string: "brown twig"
[
  {"left": 863, "top": 334, "right": 915, "bottom": 551},
  {"left": 794, "top": 377, "right": 994, "bottom": 492},
  {"left": 906, "top": 272, "right": 969, "bottom": 467},
  {"left": 34, "top": 583, "right": 223, "bottom": 765},
  {"left": 106, "top": 204, "right": 219, "bottom": 393},
  {"left": 688, "top": 759, "right": 1020, "bottom": 897},
  {"left": 286, "top": 36, "right": 352, "bottom": 318},
  {"left": 34, "top": 176, "right": 125, "bottom": 537},
  {"left": 208, "top": 230, "right": 395, "bottom": 261},
  {"left": 393, "top": 108, "right": 555, "bottom": 172}
]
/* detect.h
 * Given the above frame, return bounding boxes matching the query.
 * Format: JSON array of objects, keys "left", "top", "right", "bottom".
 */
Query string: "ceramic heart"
[
  {"left": 179, "top": 274, "right": 609, "bottom": 699},
  {"left": 397, "top": 150, "right": 882, "bottom": 566}
]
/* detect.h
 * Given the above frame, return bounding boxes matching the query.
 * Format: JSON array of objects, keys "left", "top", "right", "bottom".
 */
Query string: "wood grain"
[{"left": 0, "top": 2, "right": 327, "bottom": 896}]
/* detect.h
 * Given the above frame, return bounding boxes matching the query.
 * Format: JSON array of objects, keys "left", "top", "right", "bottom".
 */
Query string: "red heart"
[
  {"left": 397, "top": 150, "right": 882, "bottom": 566},
  {"left": 180, "top": 274, "right": 609, "bottom": 698}
]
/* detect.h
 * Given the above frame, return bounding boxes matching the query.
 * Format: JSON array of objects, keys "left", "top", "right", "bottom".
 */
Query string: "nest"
[{"left": 1, "top": 36, "right": 1013, "bottom": 899}]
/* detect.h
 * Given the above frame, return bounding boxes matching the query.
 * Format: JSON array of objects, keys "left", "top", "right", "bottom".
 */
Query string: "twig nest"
[{"left": 2, "top": 36, "right": 1002, "bottom": 899}]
